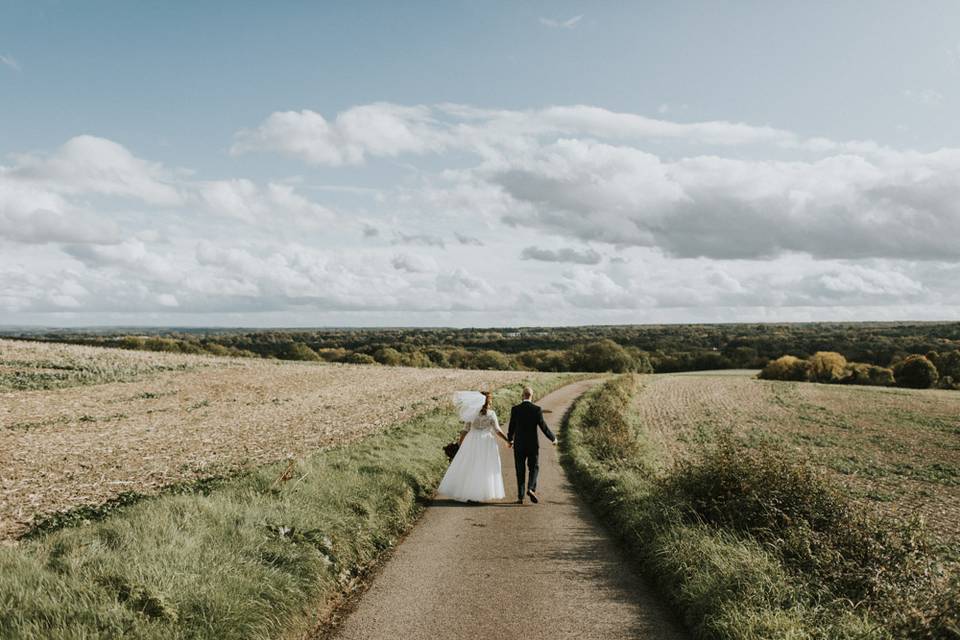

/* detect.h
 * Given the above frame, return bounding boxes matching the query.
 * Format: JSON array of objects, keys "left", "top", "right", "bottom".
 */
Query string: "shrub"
[
  {"left": 758, "top": 355, "right": 811, "bottom": 381},
  {"left": 667, "top": 443, "right": 933, "bottom": 610},
  {"left": 845, "top": 363, "right": 895, "bottom": 387},
  {"left": 278, "top": 342, "right": 320, "bottom": 361},
  {"left": 372, "top": 347, "right": 403, "bottom": 366},
  {"left": 568, "top": 339, "right": 637, "bottom": 373},
  {"left": 893, "top": 355, "right": 939, "bottom": 389},
  {"left": 936, "top": 350, "right": 960, "bottom": 380},
  {"left": 341, "top": 352, "right": 376, "bottom": 365},
  {"left": 471, "top": 350, "right": 512, "bottom": 370},
  {"left": 808, "top": 351, "right": 849, "bottom": 383}
]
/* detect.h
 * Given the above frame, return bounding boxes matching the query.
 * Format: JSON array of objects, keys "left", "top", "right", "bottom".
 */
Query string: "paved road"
[{"left": 331, "top": 379, "right": 689, "bottom": 640}]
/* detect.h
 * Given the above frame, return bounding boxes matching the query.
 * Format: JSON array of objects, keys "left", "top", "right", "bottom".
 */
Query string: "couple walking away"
[{"left": 437, "top": 386, "right": 556, "bottom": 505}]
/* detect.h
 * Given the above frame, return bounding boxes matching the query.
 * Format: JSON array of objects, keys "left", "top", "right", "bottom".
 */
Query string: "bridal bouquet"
[{"left": 443, "top": 441, "right": 459, "bottom": 461}]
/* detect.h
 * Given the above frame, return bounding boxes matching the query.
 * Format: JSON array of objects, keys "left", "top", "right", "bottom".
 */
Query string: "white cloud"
[
  {"left": 231, "top": 104, "right": 450, "bottom": 166},
  {"left": 195, "top": 179, "right": 334, "bottom": 226},
  {"left": 6, "top": 106, "right": 960, "bottom": 325},
  {"left": 521, "top": 246, "right": 602, "bottom": 265},
  {"left": 539, "top": 15, "right": 583, "bottom": 29},
  {"left": 392, "top": 253, "right": 438, "bottom": 273},
  {"left": 0, "top": 54, "right": 20, "bottom": 72},
  {"left": 489, "top": 138, "right": 960, "bottom": 260},
  {"left": 9, "top": 135, "right": 182, "bottom": 205},
  {"left": 904, "top": 88, "right": 944, "bottom": 106},
  {"left": 232, "top": 102, "right": 867, "bottom": 168}
]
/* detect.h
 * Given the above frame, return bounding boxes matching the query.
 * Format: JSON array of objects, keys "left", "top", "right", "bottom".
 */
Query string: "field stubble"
[{"left": 0, "top": 340, "right": 537, "bottom": 540}]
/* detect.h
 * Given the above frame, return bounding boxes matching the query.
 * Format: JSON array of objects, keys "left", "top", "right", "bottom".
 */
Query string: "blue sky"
[{"left": 2, "top": 1, "right": 960, "bottom": 326}]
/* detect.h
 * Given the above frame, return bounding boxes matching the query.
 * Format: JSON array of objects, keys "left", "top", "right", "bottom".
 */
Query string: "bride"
[{"left": 437, "top": 391, "right": 509, "bottom": 502}]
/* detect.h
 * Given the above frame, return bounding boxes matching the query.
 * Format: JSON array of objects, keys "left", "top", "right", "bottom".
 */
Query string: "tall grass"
[
  {"left": 0, "top": 376, "right": 575, "bottom": 639},
  {"left": 561, "top": 375, "right": 960, "bottom": 640}
]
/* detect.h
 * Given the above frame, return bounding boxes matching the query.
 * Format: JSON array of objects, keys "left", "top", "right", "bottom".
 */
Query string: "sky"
[{"left": 3, "top": 1, "right": 960, "bottom": 327}]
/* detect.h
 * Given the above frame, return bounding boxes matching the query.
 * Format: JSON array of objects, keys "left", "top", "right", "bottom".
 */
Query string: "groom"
[{"left": 507, "top": 386, "right": 557, "bottom": 505}]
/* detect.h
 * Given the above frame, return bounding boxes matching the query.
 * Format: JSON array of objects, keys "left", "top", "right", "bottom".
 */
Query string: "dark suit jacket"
[{"left": 507, "top": 401, "right": 555, "bottom": 452}]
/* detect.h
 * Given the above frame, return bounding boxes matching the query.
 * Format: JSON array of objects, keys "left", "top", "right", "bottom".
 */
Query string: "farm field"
[
  {"left": 631, "top": 371, "right": 960, "bottom": 561},
  {"left": 0, "top": 339, "right": 538, "bottom": 541}
]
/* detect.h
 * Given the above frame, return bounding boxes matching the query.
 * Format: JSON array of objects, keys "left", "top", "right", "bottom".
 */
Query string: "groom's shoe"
[
  {"left": 515, "top": 497, "right": 524, "bottom": 504},
  {"left": 526, "top": 490, "right": 539, "bottom": 504}
]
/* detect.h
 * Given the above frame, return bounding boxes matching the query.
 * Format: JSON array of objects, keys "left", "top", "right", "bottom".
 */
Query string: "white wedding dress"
[{"left": 437, "top": 410, "right": 506, "bottom": 502}]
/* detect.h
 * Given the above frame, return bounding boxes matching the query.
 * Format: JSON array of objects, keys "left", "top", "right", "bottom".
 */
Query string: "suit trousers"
[{"left": 513, "top": 448, "right": 540, "bottom": 499}]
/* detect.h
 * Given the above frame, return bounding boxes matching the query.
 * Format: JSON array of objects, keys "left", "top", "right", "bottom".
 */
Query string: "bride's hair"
[{"left": 479, "top": 391, "right": 493, "bottom": 415}]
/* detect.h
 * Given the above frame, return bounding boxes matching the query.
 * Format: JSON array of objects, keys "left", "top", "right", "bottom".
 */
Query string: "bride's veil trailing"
[{"left": 452, "top": 391, "right": 486, "bottom": 422}]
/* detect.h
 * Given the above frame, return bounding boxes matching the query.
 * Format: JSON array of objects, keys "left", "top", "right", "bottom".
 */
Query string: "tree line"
[{"left": 4, "top": 322, "right": 960, "bottom": 377}]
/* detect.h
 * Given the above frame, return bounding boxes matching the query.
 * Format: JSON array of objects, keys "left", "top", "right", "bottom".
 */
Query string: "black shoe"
[
  {"left": 527, "top": 490, "right": 539, "bottom": 504},
  {"left": 516, "top": 498, "right": 524, "bottom": 504}
]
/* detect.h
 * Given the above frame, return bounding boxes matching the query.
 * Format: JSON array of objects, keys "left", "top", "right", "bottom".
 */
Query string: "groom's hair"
[{"left": 522, "top": 386, "right": 533, "bottom": 399}]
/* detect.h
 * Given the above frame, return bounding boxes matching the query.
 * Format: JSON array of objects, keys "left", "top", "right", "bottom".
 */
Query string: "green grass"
[
  {"left": 0, "top": 354, "right": 199, "bottom": 392},
  {"left": 561, "top": 375, "right": 960, "bottom": 640},
  {"left": 0, "top": 375, "right": 576, "bottom": 640}
]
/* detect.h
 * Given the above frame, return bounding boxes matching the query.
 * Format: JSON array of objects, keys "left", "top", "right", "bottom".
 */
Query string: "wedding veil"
[{"left": 452, "top": 391, "right": 487, "bottom": 423}]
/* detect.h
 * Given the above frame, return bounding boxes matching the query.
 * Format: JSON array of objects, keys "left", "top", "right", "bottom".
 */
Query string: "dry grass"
[
  {"left": 0, "top": 339, "right": 538, "bottom": 541},
  {"left": 630, "top": 371, "right": 960, "bottom": 561}
]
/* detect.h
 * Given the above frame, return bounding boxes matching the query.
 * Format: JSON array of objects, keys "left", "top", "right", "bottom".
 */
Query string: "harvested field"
[
  {"left": 631, "top": 371, "right": 960, "bottom": 561},
  {"left": 0, "top": 339, "right": 539, "bottom": 540}
]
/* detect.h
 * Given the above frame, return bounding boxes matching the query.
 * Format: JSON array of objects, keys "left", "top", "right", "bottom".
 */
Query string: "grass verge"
[
  {"left": 0, "top": 375, "right": 577, "bottom": 640},
  {"left": 561, "top": 375, "right": 960, "bottom": 640}
]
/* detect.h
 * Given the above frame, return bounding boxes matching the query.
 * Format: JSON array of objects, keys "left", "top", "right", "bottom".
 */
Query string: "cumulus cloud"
[
  {"left": 491, "top": 139, "right": 960, "bottom": 260},
  {"left": 391, "top": 253, "right": 437, "bottom": 273},
  {"left": 521, "top": 246, "right": 602, "bottom": 264},
  {"left": 231, "top": 102, "right": 867, "bottom": 169},
  {"left": 7, "top": 105, "right": 960, "bottom": 325},
  {"left": 9, "top": 135, "right": 182, "bottom": 205},
  {"left": 231, "top": 103, "right": 451, "bottom": 165},
  {"left": 455, "top": 233, "right": 484, "bottom": 246},
  {"left": 393, "top": 232, "right": 446, "bottom": 248},
  {"left": 194, "top": 179, "right": 334, "bottom": 226}
]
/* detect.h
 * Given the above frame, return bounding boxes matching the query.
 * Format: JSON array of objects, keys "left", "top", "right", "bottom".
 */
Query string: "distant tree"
[
  {"left": 372, "top": 347, "right": 404, "bottom": 366},
  {"left": 400, "top": 350, "right": 433, "bottom": 368},
  {"left": 279, "top": 342, "right": 321, "bottom": 361},
  {"left": 808, "top": 351, "right": 849, "bottom": 383},
  {"left": 759, "top": 355, "right": 811, "bottom": 381},
  {"left": 625, "top": 347, "right": 655, "bottom": 373},
  {"left": 204, "top": 343, "right": 232, "bottom": 357},
  {"left": 867, "top": 365, "right": 895, "bottom": 386},
  {"left": 936, "top": 350, "right": 960, "bottom": 380},
  {"left": 844, "top": 363, "right": 894, "bottom": 387},
  {"left": 423, "top": 348, "right": 450, "bottom": 367},
  {"left": 341, "top": 352, "right": 377, "bottom": 365},
  {"left": 472, "top": 350, "right": 512, "bottom": 370},
  {"left": 569, "top": 339, "right": 636, "bottom": 373},
  {"left": 893, "top": 355, "right": 939, "bottom": 389}
]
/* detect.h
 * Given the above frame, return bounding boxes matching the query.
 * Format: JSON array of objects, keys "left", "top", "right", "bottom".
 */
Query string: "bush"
[
  {"left": 372, "top": 347, "right": 404, "bottom": 366},
  {"left": 758, "top": 355, "right": 811, "bottom": 381},
  {"left": 471, "top": 350, "right": 512, "bottom": 370},
  {"left": 808, "top": 351, "right": 849, "bottom": 383},
  {"left": 667, "top": 444, "right": 933, "bottom": 609},
  {"left": 341, "top": 352, "right": 376, "bottom": 365},
  {"left": 278, "top": 342, "right": 320, "bottom": 361},
  {"left": 893, "top": 355, "right": 939, "bottom": 389},
  {"left": 845, "top": 363, "right": 895, "bottom": 387},
  {"left": 568, "top": 339, "right": 637, "bottom": 373}
]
